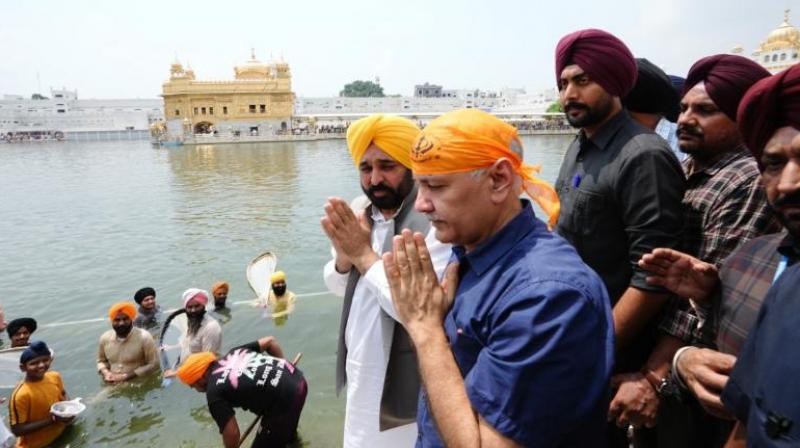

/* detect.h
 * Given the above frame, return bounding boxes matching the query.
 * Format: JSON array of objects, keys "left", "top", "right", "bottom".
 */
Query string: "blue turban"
[{"left": 20, "top": 341, "right": 51, "bottom": 364}]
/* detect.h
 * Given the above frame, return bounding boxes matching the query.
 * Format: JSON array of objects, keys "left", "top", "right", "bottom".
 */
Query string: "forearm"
[
  {"left": 221, "top": 416, "right": 240, "bottom": 448},
  {"left": 643, "top": 334, "right": 684, "bottom": 382},
  {"left": 724, "top": 421, "right": 746, "bottom": 448},
  {"left": 412, "top": 328, "right": 480, "bottom": 448},
  {"left": 12, "top": 417, "right": 56, "bottom": 436},
  {"left": 613, "top": 287, "right": 669, "bottom": 350}
]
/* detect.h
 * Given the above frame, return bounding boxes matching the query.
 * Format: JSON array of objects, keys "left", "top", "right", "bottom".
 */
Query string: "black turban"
[
  {"left": 683, "top": 54, "right": 771, "bottom": 121},
  {"left": 20, "top": 340, "right": 50, "bottom": 364},
  {"left": 7, "top": 317, "right": 37, "bottom": 338},
  {"left": 624, "top": 58, "right": 681, "bottom": 122},
  {"left": 134, "top": 287, "right": 156, "bottom": 304}
]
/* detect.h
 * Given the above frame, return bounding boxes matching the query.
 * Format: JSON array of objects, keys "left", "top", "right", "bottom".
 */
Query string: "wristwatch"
[{"left": 644, "top": 370, "right": 683, "bottom": 402}]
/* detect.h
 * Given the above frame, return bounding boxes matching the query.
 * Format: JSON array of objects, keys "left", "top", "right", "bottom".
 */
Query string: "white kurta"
[{"left": 324, "top": 205, "right": 451, "bottom": 448}]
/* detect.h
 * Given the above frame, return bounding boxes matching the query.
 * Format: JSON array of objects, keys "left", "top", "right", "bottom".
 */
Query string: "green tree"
[
  {"left": 546, "top": 101, "right": 563, "bottom": 113},
  {"left": 340, "top": 80, "right": 385, "bottom": 97}
]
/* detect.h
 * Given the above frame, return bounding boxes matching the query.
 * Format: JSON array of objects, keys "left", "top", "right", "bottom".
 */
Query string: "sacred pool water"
[{"left": 0, "top": 135, "right": 571, "bottom": 447}]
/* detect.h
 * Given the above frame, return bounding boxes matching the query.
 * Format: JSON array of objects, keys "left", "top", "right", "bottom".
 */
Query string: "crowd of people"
[
  {"left": 5, "top": 25, "right": 800, "bottom": 448},
  {"left": 3, "top": 273, "right": 301, "bottom": 448},
  {"left": 321, "top": 27, "right": 800, "bottom": 448}
]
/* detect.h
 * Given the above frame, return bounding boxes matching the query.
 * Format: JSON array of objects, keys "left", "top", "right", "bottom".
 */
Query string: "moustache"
[
  {"left": 368, "top": 183, "right": 394, "bottom": 194},
  {"left": 564, "top": 102, "right": 588, "bottom": 112},
  {"left": 677, "top": 126, "right": 703, "bottom": 139}
]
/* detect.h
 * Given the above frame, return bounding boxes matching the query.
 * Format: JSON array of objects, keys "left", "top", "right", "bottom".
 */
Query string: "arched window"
[
  {"left": 765, "top": 55, "right": 770, "bottom": 62},
  {"left": 781, "top": 53, "right": 787, "bottom": 61},
  {"left": 772, "top": 54, "right": 778, "bottom": 62}
]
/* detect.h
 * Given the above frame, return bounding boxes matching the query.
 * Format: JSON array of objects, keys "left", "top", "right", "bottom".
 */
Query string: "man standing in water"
[
  {"left": 7, "top": 318, "right": 37, "bottom": 348},
  {"left": 133, "top": 287, "right": 161, "bottom": 329},
  {"left": 267, "top": 272, "right": 296, "bottom": 326},
  {"left": 180, "top": 289, "right": 222, "bottom": 360},
  {"left": 211, "top": 282, "right": 229, "bottom": 311},
  {"left": 97, "top": 302, "right": 160, "bottom": 384},
  {"left": 321, "top": 114, "right": 451, "bottom": 447}
]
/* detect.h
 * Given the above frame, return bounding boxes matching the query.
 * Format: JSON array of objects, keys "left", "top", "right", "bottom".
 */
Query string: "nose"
[
  {"left": 777, "top": 160, "right": 800, "bottom": 195},
  {"left": 677, "top": 109, "right": 695, "bottom": 128},
  {"left": 370, "top": 168, "right": 383, "bottom": 186},
  {"left": 560, "top": 82, "right": 577, "bottom": 104},
  {"left": 414, "top": 190, "right": 433, "bottom": 213}
]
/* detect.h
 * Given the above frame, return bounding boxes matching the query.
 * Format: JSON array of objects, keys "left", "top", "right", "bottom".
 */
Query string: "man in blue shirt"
[{"left": 383, "top": 109, "right": 615, "bottom": 447}]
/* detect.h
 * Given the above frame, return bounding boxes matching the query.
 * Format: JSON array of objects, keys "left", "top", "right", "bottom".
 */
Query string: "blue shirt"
[
  {"left": 722, "top": 263, "right": 800, "bottom": 446},
  {"left": 416, "top": 201, "right": 614, "bottom": 447}
]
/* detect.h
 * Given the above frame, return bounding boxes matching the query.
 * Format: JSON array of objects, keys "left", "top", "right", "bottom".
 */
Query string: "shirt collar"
[
  {"left": 684, "top": 145, "right": 751, "bottom": 178},
  {"left": 778, "top": 231, "right": 800, "bottom": 262},
  {"left": 579, "top": 110, "right": 629, "bottom": 151},
  {"left": 452, "top": 200, "right": 543, "bottom": 276}
]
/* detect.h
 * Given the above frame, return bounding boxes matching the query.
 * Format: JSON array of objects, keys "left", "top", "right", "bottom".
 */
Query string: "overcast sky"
[{"left": 0, "top": 0, "right": 794, "bottom": 99}]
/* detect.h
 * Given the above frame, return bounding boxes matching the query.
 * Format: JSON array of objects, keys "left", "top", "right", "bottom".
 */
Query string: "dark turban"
[
  {"left": 668, "top": 75, "right": 686, "bottom": 94},
  {"left": 555, "top": 28, "right": 637, "bottom": 97},
  {"left": 7, "top": 318, "right": 37, "bottom": 338},
  {"left": 20, "top": 340, "right": 50, "bottom": 364},
  {"left": 134, "top": 287, "right": 156, "bottom": 304},
  {"left": 624, "top": 58, "right": 681, "bottom": 122},
  {"left": 683, "top": 54, "right": 771, "bottom": 122},
  {"left": 737, "top": 64, "right": 800, "bottom": 165}
]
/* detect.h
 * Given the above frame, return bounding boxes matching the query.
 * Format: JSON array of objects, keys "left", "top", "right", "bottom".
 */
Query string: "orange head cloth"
[
  {"left": 411, "top": 109, "right": 560, "bottom": 227},
  {"left": 346, "top": 114, "right": 420, "bottom": 168},
  {"left": 177, "top": 352, "right": 217, "bottom": 386},
  {"left": 108, "top": 302, "right": 137, "bottom": 322},
  {"left": 211, "top": 281, "right": 229, "bottom": 295}
]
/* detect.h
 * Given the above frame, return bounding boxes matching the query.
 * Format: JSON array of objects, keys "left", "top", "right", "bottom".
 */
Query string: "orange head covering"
[
  {"left": 346, "top": 114, "right": 420, "bottom": 168},
  {"left": 108, "top": 302, "right": 137, "bottom": 321},
  {"left": 411, "top": 109, "right": 560, "bottom": 227},
  {"left": 177, "top": 352, "right": 217, "bottom": 386},
  {"left": 211, "top": 281, "right": 229, "bottom": 295}
]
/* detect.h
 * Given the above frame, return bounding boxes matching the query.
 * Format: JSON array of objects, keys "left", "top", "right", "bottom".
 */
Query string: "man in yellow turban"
[
  {"left": 210, "top": 281, "right": 229, "bottom": 311},
  {"left": 97, "top": 302, "right": 159, "bottom": 384},
  {"left": 321, "top": 114, "right": 452, "bottom": 446},
  {"left": 177, "top": 336, "right": 307, "bottom": 448},
  {"left": 383, "top": 108, "right": 614, "bottom": 447},
  {"left": 267, "top": 271, "right": 296, "bottom": 326}
]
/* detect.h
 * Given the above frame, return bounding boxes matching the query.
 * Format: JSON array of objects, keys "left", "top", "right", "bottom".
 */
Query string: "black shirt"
[
  {"left": 205, "top": 341, "right": 304, "bottom": 432},
  {"left": 555, "top": 111, "right": 686, "bottom": 370}
]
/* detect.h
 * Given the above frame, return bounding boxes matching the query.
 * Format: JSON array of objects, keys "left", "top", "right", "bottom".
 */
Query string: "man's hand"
[
  {"left": 383, "top": 230, "right": 459, "bottom": 340},
  {"left": 51, "top": 413, "right": 75, "bottom": 425},
  {"left": 638, "top": 248, "right": 719, "bottom": 304},
  {"left": 100, "top": 369, "right": 117, "bottom": 383},
  {"left": 676, "top": 347, "right": 736, "bottom": 419},
  {"left": 608, "top": 373, "right": 660, "bottom": 429},
  {"left": 321, "top": 197, "right": 376, "bottom": 273}
]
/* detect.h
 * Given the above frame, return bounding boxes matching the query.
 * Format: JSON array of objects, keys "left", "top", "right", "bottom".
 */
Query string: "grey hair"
[{"left": 469, "top": 137, "right": 525, "bottom": 182}]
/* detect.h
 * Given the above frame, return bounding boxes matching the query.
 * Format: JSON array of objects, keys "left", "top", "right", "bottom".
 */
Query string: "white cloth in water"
[
  {"left": 324, "top": 205, "right": 451, "bottom": 448},
  {"left": 0, "top": 419, "right": 14, "bottom": 448}
]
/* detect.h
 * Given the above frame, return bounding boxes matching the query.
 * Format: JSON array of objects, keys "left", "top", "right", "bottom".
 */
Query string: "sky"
[{"left": 0, "top": 0, "right": 794, "bottom": 99}]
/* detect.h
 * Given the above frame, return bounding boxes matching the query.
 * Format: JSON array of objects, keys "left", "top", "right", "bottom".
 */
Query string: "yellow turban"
[
  {"left": 271, "top": 271, "right": 286, "bottom": 283},
  {"left": 108, "top": 302, "right": 137, "bottom": 322},
  {"left": 346, "top": 114, "right": 420, "bottom": 168},
  {"left": 177, "top": 352, "right": 217, "bottom": 386},
  {"left": 211, "top": 281, "right": 229, "bottom": 295},
  {"left": 411, "top": 109, "right": 560, "bottom": 227}
]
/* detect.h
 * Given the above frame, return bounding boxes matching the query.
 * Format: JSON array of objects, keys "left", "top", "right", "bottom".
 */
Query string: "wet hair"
[
  {"left": 159, "top": 308, "right": 186, "bottom": 345},
  {"left": 159, "top": 308, "right": 206, "bottom": 338}
]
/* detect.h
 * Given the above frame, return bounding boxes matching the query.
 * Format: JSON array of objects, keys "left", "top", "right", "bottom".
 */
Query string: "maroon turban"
[
  {"left": 683, "top": 54, "right": 770, "bottom": 122},
  {"left": 737, "top": 64, "right": 800, "bottom": 165},
  {"left": 555, "top": 28, "right": 637, "bottom": 97}
]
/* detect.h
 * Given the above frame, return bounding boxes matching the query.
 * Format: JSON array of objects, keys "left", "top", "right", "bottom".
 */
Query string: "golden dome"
[
  {"left": 766, "top": 20, "right": 800, "bottom": 45},
  {"left": 234, "top": 49, "right": 270, "bottom": 80}
]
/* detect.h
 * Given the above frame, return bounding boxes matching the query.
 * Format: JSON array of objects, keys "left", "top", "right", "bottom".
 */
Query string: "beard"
[
  {"left": 114, "top": 323, "right": 133, "bottom": 338},
  {"left": 773, "top": 191, "right": 800, "bottom": 239},
  {"left": 564, "top": 98, "right": 614, "bottom": 128},
  {"left": 187, "top": 309, "right": 206, "bottom": 336},
  {"left": 363, "top": 170, "right": 414, "bottom": 211},
  {"left": 272, "top": 285, "right": 287, "bottom": 296}
]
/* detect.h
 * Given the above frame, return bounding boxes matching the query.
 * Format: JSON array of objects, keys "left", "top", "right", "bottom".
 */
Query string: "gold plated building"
[
  {"left": 751, "top": 10, "right": 800, "bottom": 73},
  {"left": 162, "top": 50, "right": 294, "bottom": 136}
]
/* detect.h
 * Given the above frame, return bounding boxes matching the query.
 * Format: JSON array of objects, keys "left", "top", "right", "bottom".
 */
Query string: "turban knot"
[
  {"left": 555, "top": 28, "right": 637, "bottom": 97},
  {"left": 737, "top": 64, "right": 800, "bottom": 165},
  {"left": 346, "top": 114, "right": 420, "bottom": 168},
  {"left": 684, "top": 54, "right": 771, "bottom": 121},
  {"left": 177, "top": 352, "right": 217, "bottom": 386},
  {"left": 411, "top": 109, "right": 560, "bottom": 227}
]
